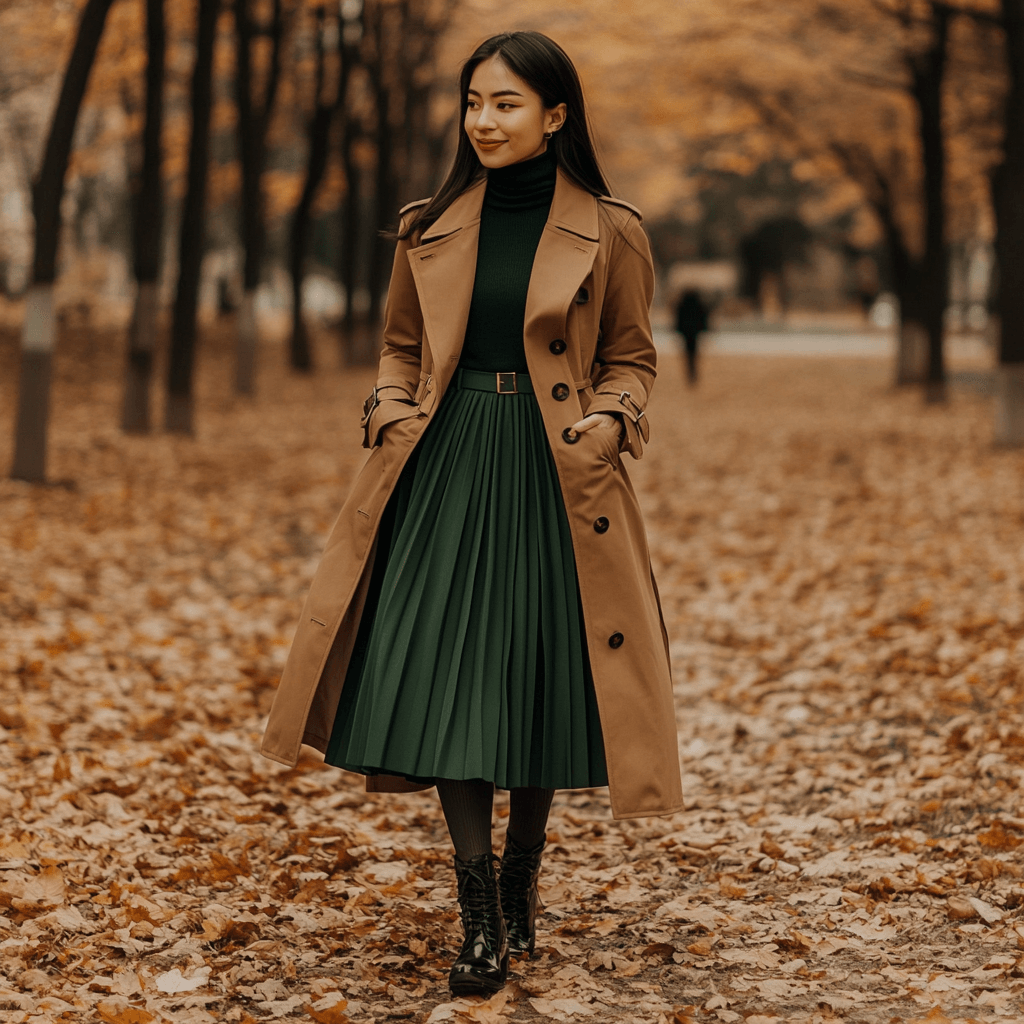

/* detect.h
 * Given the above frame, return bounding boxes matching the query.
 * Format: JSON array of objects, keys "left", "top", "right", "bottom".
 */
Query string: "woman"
[{"left": 261, "top": 31, "right": 683, "bottom": 996}]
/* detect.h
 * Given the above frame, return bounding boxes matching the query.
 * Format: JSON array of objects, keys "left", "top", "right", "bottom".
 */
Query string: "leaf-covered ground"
[{"left": 1, "top": 325, "right": 1022, "bottom": 1024}]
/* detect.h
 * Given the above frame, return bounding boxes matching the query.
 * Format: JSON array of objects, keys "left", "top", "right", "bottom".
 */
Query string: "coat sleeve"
[
  {"left": 586, "top": 211, "right": 657, "bottom": 459},
  {"left": 360, "top": 213, "right": 425, "bottom": 448}
]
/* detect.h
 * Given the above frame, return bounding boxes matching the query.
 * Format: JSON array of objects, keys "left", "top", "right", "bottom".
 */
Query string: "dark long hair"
[{"left": 398, "top": 31, "right": 610, "bottom": 240}]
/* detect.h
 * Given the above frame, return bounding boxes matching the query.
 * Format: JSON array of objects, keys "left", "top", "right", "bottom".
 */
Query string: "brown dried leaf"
[
  {"left": 305, "top": 994, "right": 350, "bottom": 1024},
  {"left": 7, "top": 866, "right": 66, "bottom": 911},
  {"left": 946, "top": 896, "right": 977, "bottom": 921},
  {"left": 96, "top": 998, "right": 156, "bottom": 1024}
]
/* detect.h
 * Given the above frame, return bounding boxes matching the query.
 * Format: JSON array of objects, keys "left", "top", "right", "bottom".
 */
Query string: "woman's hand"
[{"left": 566, "top": 412, "right": 624, "bottom": 441}]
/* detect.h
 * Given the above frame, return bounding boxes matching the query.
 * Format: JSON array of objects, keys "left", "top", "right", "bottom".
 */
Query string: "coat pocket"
[{"left": 574, "top": 420, "right": 622, "bottom": 469}]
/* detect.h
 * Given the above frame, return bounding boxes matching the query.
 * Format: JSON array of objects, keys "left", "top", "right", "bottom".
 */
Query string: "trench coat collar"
[
  {"left": 418, "top": 166, "right": 601, "bottom": 243},
  {"left": 409, "top": 167, "right": 601, "bottom": 377}
]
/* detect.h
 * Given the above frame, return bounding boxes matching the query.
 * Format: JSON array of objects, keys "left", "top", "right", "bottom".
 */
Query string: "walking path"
[
  {"left": 653, "top": 325, "right": 992, "bottom": 364},
  {"left": 0, "top": 328, "right": 1021, "bottom": 1023}
]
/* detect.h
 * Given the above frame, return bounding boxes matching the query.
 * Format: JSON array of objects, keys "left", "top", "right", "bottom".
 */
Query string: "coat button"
[
  {"left": 552, "top": 382, "right": 570, "bottom": 401},
  {"left": 561, "top": 426, "right": 580, "bottom": 444},
  {"left": 549, "top": 339, "right": 566, "bottom": 355},
  {"left": 608, "top": 632, "right": 624, "bottom": 649},
  {"left": 593, "top": 516, "right": 609, "bottom": 533}
]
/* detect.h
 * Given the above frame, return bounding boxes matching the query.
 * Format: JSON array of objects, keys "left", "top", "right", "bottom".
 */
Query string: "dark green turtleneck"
[{"left": 458, "top": 147, "right": 557, "bottom": 374}]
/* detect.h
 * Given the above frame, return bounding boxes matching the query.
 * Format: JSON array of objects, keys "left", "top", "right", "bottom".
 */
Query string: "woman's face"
[{"left": 465, "top": 55, "right": 566, "bottom": 169}]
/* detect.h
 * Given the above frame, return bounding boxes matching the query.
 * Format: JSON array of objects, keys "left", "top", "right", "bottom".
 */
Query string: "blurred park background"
[
  {"left": 0, "top": 0, "right": 1023, "bottom": 475},
  {"left": 4, "top": 3, "right": 1024, "bottom": 1022}
]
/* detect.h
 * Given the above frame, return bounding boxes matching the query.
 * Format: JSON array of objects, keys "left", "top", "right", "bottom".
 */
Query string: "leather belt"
[
  {"left": 451, "top": 369, "right": 593, "bottom": 395},
  {"left": 452, "top": 369, "right": 535, "bottom": 394}
]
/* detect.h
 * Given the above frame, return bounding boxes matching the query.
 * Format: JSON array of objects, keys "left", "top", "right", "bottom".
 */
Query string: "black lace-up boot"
[
  {"left": 498, "top": 834, "right": 545, "bottom": 957},
  {"left": 449, "top": 852, "right": 509, "bottom": 996}
]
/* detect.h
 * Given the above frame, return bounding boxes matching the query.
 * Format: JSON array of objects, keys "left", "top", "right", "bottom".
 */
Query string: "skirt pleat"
[{"left": 324, "top": 378, "right": 608, "bottom": 790}]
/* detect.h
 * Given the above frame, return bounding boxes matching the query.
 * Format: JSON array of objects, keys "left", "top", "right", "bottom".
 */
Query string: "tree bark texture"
[
  {"left": 288, "top": 5, "right": 336, "bottom": 373},
  {"left": 338, "top": 11, "right": 363, "bottom": 363},
  {"left": 994, "top": 0, "right": 1024, "bottom": 443},
  {"left": 11, "top": 0, "right": 115, "bottom": 482},
  {"left": 336, "top": 0, "right": 452, "bottom": 367},
  {"left": 339, "top": 115, "right": 360, "bottom": 343},
  {"left": 344, "top": 0, "right": 400, "bottom": 366},
  {"left": 234, "top": 0, "right": 283, "bottom": 396},
  {"left": 995, "top": 0, "right": 1024, "bottom": 365},
  {"left": 122, "top": 281, "right": 160, "bottom": 432},
  {"left": 11, "top": 286, "right": 56, "bottom": 483},
  {"left": 888, "top": 214, "right": 929, "bottom": 386},
  {"left": 235, "top": 290, "right": 257, "bottom": 393},
  {"left": 830, "top": 142, "right": 928, "bottom": 387},
  {"left": 909, "top": 3, "right": 951, "bottom": 403},
  {"left": 166, "top": 0, "right": 219, "bottom": 435},
  {"left": 365, "top": 73, "right": 393, "bottom": 341},
  {"left": 122, "top": 0, "right": 166, "bottom": 433}
]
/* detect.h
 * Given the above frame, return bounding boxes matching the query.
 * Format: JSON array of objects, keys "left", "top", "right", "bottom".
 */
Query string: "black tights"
[{"left": 436, "top": 779, "right": 554, "bottom": 861}]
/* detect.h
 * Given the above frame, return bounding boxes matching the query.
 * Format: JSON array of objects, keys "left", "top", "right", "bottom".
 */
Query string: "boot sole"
[
  {"left": 449, "top": 953, "right": 510, "bottom": 997},
  {"left": 449, "top": 975, "right": 506, "bottom": 997}
]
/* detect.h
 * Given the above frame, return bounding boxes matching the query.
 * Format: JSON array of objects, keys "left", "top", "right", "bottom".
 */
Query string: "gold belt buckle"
[{"left": 496, "top": 372, "right": 517, "bottom": 394}]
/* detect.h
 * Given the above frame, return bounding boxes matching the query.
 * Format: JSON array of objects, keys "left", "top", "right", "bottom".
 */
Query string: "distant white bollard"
[{"left": 869, "top": 292, "right": 897, "bottom": 330}]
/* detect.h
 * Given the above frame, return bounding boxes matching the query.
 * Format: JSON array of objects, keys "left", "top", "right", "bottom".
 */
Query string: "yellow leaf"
[
  {"left": 687, "top": 935, "right": 718, "bottom": 956},
  {"left": 977, "top": 821, "right": 1022, "bottom": 851},
  {"left": 53, "top": 754, "right": 71, "bottom": 781},
  {"left": 96, "top": 999, "right": 155, "bottom": 1024}
]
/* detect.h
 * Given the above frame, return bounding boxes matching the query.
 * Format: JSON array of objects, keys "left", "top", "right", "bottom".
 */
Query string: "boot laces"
[
  {"left": 499, "top": 838, "right": 543, "bottom": 906},
  {"left": 456, "top": 856, "right": 501, "bottom": 942}
]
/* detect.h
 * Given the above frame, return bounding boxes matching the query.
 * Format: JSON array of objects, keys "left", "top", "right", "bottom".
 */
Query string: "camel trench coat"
[{"left": 261, "top": 168, "right": 684, "bottom": 819}]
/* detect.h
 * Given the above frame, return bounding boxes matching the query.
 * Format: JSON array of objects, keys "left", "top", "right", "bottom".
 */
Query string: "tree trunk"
[
  {"left": 828, "top": 142, "right": 930, "bottom": 389},
  {"left": 357, "top": 0, "right": 396, "bottom": 365},
  {"left": 337, "top": 8, "right": 362, "bottom": 361},
  {"left": 166, "top": 0, "right": 219, "bottom": 434},
  {"left": 122, "top": 0, "right": 165, "bottom": 433},
  {"left": 234, "top": 0, "right": 283, "bottom": 396},
  {"left": 12, "top": 286, "right": 56, "bottom": 483},
  {"left": 123, "top": 281, "right": 160, "bottom": 430},
  {"left": 340, "top": 0, "right": 389, "bottom": 367},
  {"left": 994, "top": 0, "right": 1024, "bottom": 443},
  {"left": 366, "top": 77, "right": 392, "bottom": 339},
  {"left": 910, "top": 4, "right": 951, "bottom": 404},
  {"left": 896, "top": 317, "right": 929, "bottom": 384},
  {"left": 235, "top": 0, "right": 258, "bottom": 395},
  {"left": 339, "top": 115, "right": 361, "bottom": 357},
  {"left": 895, "top": 265, "right": 930, "bottom": 386},
  {"left": 10, "top": 0, "right": 115, "bottom": 482},
  {"left": 288, "top": 5, "right": 335, "bottom": 373}
]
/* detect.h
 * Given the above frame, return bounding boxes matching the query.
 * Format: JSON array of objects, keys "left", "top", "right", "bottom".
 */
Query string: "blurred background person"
[{"left": 674, "top": 287, "right": 710, "bottom": 385}]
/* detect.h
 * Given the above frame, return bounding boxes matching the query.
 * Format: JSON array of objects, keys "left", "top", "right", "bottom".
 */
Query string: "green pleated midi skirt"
[{"left": 324, "top": 369, "right": 608, "bottom": 790}]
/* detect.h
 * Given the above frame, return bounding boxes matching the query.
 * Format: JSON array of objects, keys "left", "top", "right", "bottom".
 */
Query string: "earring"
[{"left": 544, "top": 130, "right": 554, "bottom": 139}]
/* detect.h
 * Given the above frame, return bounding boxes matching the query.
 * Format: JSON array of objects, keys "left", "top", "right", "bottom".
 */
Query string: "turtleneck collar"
[{"left": 484, "top": 146, "right": 557, "bottom": 211}]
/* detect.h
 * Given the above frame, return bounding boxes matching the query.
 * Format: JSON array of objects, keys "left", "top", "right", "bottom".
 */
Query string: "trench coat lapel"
[
  {"left": 526, "top": 170, "right": 600, "bottom": 347},
  {"left": 407, "top": 179, "right": 485, "bottom": 378},
  {"left": 407, "top": 168, "right": 600, "bottom": 380}
]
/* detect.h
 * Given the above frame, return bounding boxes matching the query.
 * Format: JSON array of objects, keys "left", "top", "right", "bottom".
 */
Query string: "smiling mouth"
[{"left": 476, "top": 139, "right": 506, "bottom": 150}]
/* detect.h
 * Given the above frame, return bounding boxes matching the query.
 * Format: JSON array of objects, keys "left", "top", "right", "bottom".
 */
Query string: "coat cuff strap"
[{"left": 360, "top": 388, "right": 416, "bottom": 448}]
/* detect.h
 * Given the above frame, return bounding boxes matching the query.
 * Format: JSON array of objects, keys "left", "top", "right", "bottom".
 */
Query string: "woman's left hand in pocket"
[{"left": 567, "top": 412, "right": 623, "bottom": 442}]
